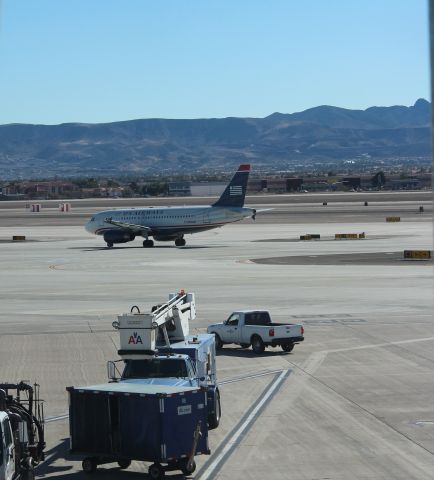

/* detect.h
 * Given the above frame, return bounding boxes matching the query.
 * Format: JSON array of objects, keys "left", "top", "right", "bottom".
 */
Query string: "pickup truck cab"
[{"left": 207, "top": 310, "right": 304, "bottom": 354}]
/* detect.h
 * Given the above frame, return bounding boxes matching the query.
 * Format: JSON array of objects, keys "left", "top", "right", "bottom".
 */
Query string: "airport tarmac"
[{"left": 0, "top": 193, "right": 433, "bottom": 479}]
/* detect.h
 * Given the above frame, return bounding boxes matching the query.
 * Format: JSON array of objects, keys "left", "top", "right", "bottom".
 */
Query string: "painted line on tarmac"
[
  {"left": 324, "top": 335, "right": 434, "bottom": 354},
  {"left": 219, "top": 368, "right": 286, "bottom": 385},
  {"left": 45, "top": 414, "right": 69, "bottom": 423},
  {"left": 196, "top": 369, "right": 290, "bottom": 480}
]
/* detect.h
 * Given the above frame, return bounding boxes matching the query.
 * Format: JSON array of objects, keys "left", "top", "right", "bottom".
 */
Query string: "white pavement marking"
[
  {"left": 45, "top": 414, "right": 69, "bottom": 423},
  {"left": 199, "top": 369, "right": 289, "bottom": 480},
  {"left": 219, "top": 368, "right": 285, "bottom": 385},
  {"left": 323, "top": 335, "right": 434, "bottom": 354}
]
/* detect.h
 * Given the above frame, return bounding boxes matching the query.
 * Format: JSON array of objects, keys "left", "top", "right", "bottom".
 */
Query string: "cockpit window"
[{"left": 90, "top": 217, "right": 95, "bottom": 222}]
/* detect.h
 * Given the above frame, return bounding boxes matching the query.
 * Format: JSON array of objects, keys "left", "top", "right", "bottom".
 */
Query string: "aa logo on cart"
[{"left": 128, "top": 332, "right": 143, "bottom": 345}]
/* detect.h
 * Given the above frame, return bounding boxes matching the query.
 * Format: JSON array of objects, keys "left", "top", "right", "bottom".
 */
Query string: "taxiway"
[{"left": 0, "top": 192, "right": 433, "bottom": 479}]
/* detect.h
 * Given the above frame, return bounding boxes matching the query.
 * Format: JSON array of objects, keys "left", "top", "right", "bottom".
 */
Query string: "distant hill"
[{"left": 0, "top": 99, "right": 430, "bottom": 178}]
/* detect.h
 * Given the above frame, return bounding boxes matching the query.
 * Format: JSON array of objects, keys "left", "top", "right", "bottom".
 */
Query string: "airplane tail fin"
[{"left": 212, "top": 164, "right": 250, "bottom": 208}]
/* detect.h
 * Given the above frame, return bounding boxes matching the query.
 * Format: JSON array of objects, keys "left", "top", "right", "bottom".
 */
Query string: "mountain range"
[{"left": 0, "top": 99, "right": 430, "bottom": 179}]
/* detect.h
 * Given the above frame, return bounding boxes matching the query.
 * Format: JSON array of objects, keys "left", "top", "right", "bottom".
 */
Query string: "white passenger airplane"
[{"left": 85, "top": 164, "right": 257, "bottom": 247}]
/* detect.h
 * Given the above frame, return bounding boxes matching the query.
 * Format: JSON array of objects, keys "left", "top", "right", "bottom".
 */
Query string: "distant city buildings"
[
  {"left": 0, "top": 180, "right": 79, "bottom": 199},
  {"left": 0, "top": 171, "right": 431, "bottom": 201}
]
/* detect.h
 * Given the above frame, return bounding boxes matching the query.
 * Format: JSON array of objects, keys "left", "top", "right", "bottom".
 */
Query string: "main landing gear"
[
  {"left": 143, "top": 239, "right": 154, "bottom": 248},
  {"left": 142, "top": 237, "right": 186, "bottom": 248}
]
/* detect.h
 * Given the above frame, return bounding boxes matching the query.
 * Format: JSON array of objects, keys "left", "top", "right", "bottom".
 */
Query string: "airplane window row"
[{"left": 119, "top": 214, "right": 193, "bottom": 219}]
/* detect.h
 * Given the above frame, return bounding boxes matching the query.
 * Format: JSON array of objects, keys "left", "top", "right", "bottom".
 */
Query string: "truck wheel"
[
  {"left": 180, "top": 458, "right": 196, "bottom": 475},
  {"left": 214, "top": 334, "right": 223, "bottom": 350},
  {"left": 82, "top": 457, "right": 97, "bottom": 474},
  {"left": 21, "top": 469, "right": 35, "bottom": 480},
  {"left": 148, "top": 463, "right": 165, "bottom": 479},
  {"left": 240, "top": 343, "right": 250, "bottom": 349},
  {"left": 251, "top": 336, "right": 265, "bottom": 354},
  {"left": 118, "top": 459, "right": 131, "bottom": 469},
  {"left": 208, "top": 389, "right": 221, "bottom": 429},
  {"left": 282, "top": 342, "right": 294, "bottom": 353}
]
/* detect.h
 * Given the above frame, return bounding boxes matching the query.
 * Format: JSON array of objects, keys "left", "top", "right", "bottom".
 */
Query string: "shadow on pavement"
[
  {"left": 216, "top": 346, "right": 292, "bottom": 358},
  {"left": 68, "top": 245, "right": 225, "bottom": 251},
  {"left": 36, "top": 438, "right": 191, "bottom": 479}
]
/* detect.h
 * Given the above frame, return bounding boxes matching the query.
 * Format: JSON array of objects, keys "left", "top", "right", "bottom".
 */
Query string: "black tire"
[
  {"left": 214, "top": 334, "right": 223, "bottom": 350},
  {"left": 281, "top": 342, "right": 294, "bottom": 353},
  {"left": 251, "top": 335, "right": 265, "bottom": 354},
  {"left": 208, "top": 389, "right": 221, "bottom": 430},
  {"left": 180, "top": 459, "right": 196, "bottom": 475},
  {"left": 239, "top": 343, "right": 250, "bottom": 349},
  {"left": 21, "top": 469, "right": 35, "bottom": 480},
  {"left": 118, "top": 459, "right": 131, "bottom": 469},
  {"left": 148, "top": 463, "right": 165, "bottom": 480},
  {"left": 175, "top": 238, "right": 186, "bottom": 247},
  {"left": 82, "top": 457, "right": 97, "bottom": 474},
  {"left": 107, "top": 242, "right": 113, "bottom": 248},
  {"left": 143, "top": 239, "right": 154, "bottom": 248}
]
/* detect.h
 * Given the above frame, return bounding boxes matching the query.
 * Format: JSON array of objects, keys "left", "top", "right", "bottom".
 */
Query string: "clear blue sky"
[{"left": 0, "top": 0, "right": 430, "bottom": 124}]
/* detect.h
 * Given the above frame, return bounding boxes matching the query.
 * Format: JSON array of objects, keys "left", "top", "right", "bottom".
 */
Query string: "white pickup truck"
[{"left": 207, "top": 310, "right": 304, "bottom": 354}]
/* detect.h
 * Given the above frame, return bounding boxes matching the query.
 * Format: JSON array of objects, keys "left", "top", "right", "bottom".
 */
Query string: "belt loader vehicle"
[
  {"left": 0, "top": 383, "right": 45, "bottom": 480},
  {"left": 68, "top": 291, "right": 220, "bottom": 479},
  {"left": 207, "top": 310, "right": 304, "bottom": 354}
]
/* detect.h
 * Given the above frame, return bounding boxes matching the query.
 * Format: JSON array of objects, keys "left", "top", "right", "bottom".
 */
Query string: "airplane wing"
[{"left": 104, "top": 217, "right": 152, "bottom": 234}]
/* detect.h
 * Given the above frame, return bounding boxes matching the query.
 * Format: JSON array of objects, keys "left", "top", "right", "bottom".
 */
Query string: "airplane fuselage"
[{"left": 86, "top": 205, "right": 254, "bottom": 241}]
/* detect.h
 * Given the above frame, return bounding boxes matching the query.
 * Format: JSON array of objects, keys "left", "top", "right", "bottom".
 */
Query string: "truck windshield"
[{"left": 122, "top": 359, "right": 188, "bottom": 379}]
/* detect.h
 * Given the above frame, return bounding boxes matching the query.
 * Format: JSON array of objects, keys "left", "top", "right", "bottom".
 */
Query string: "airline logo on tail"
[{"left": 230, "top": 185, "right": 243, "bottom": 196}]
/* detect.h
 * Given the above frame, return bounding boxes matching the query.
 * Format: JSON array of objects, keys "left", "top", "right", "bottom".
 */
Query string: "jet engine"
[
  {"left": 103, "top": 229, "right": 135, "bottom": 244},
  {"left": 153, "top": 234, "right": 177, "bottom": 242}
]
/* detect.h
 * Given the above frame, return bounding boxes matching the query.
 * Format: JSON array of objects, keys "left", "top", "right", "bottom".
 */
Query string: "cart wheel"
[
  {"left": 82, "top": 457, "right": 97, "bottom": 474},
  {"left": 148, "top": 463, "right": 165, "bottom": 479},
  {"left": 180, "top": 458, "right": 196, "bottom": 475},
  {"left": 118, "top": 459, "right": 131, "bottom": 469}
]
